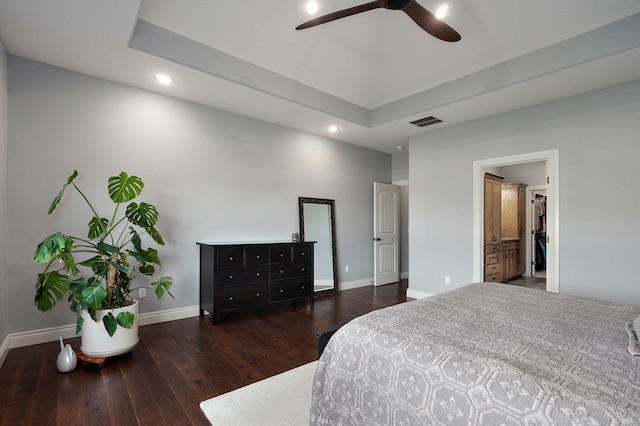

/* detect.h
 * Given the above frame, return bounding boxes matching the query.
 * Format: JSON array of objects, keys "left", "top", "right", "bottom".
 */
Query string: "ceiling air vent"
[{"left": 410, "top": 116, "right": 442, "bottom": 127}]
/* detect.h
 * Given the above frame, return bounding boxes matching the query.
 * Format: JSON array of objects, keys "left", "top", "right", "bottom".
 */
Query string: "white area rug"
[{"left": 200, "top": 361, "right": 318, "bottom": 425}]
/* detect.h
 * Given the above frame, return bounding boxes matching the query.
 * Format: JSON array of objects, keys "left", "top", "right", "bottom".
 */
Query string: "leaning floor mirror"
[{"left": 298, "top": 197, "right": 339, "bottom": 294}]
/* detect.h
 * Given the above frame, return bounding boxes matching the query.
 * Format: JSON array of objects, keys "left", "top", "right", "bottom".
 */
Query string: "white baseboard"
[
  {"left": 339, "top": 275, "right": 409, "bottom": 291},
  {"left": 406, "top": 288, "right": 433, "bottom": 299},
  {"left": 138, "top": 305, "right": 200, "bottom": 326},
  {"left": 0, "top": 335, "right": 9, "bottom": 367},
  {"left": 339, "top": 278, "right": 372, "bottom": 291},
  {"left": 5, "top": 305, "right": 200, "bottom": 351}
]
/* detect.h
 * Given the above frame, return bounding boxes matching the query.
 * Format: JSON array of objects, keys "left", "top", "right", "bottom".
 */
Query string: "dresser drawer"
[
  {"left": 293, "top": 246, "right": 312, "bottom": 262},
  {"left": 271, "top": 262, "right": 312, "bottom": 279},
  {"left": 485, "top": 253, "right": 501, "bottom": 265},
  {"left": 217, "top": 248, "right": 244, "bottom": 268},
  {"left": 485, "top": 262, "right": 502, "bottom": 276},
  {"left": 216, "top": 266, "right": 268, "bottom": 287},
  {"left": 484, "top": 273, "right": 502, "bottom": 282},
  {"left": 270, "top": 277, "right": 312, "bottom": 302},
  {"left": 216, "top": 284, "right": 269, "bottom": 309},
  {"left": 270, "top": 246, "right": 292, "bottom": 264},
  {"left": 245, "top": 248, "right": 269, "bottom": 266}
]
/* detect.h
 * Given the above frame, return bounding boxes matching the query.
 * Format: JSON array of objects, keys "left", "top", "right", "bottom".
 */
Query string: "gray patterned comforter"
[{"left": 310, "top": 282, "right": 640, "bottom": 425}]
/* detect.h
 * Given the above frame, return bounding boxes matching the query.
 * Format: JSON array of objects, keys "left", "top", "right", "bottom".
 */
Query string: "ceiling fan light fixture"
[
  {"left": 306, "top": 1, "right": 319, "bottom": 14},
  {"left": 327, "top": 125, "right": 340, "bottom": 133},
  {"left": 435, "top": 3, "right": 449, "bottom": 20}
]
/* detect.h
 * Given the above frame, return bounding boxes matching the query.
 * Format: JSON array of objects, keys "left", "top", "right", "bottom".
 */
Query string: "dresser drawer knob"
[
  {"left": 280, "top": 289, "right": 284, "bottom": 293},
  {"left": 280, "top": 270, "right": 284, "bottom": 274},
  {"left": 256, "top": 272, "right": 260, "bottom": 277},
  {"left": 256, "top": 255, "right": 260, "bottom": 259},
  {"left": 256, "top": 292, "right": 260, "bottom": 297},
  {"left": 229, "top": 296, "right": 233, "bottom": 301},
  {"left": 280, "top": 253, "right": 284, "bottom": 257},
  {"left": 229, "top": 275, "right": 233, "bottom": 279},
  {"left": 301, "top": 286, "right": 305, "bottom": 290},
  {"left": 301, "top": 252, "right": 305, "bottom": 256},
  {"left": 301, "top": 267, "right": 305, "bottom": 272}
]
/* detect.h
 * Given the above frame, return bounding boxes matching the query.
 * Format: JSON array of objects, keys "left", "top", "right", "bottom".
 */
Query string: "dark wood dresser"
[{"left": 197, "top": 241, "right": 315, "bottom": 324}]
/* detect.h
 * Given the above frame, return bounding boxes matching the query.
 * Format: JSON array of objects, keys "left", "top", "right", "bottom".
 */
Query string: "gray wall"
[
  {"left": 392, "top": 151, "right": 409, "bottom": 182},
  {"left": 399, "top": 184, "right": 409, "bottom": 277},
  {"left": 0, "top": 38, "right": 8, "bottom": 355},
  {"left": 409, "top": 79, "right": 640, "bottom": 305},
  {"left": 6, "top": 56, "right": 390, "bottom": 334}
]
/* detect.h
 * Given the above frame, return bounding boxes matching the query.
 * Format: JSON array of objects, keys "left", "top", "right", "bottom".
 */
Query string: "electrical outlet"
[
  {"left": 345, "top": 265, "right": 349, "bottom": 272},
  {"left": 444, "top": 276, "right": 451, "bottom": 285},
  {"left": 139, "top": 288, "right": 146, "bottom": 298}
]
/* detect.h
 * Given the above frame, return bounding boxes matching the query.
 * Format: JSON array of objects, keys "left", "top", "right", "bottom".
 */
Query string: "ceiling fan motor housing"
[{"left": 387, "top": 0, "right": 411, "bottom": 10}]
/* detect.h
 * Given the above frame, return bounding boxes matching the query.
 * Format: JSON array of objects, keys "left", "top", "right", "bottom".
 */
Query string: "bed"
[{"left": 310, "top": 282, "right": 640, "bottom": 425}]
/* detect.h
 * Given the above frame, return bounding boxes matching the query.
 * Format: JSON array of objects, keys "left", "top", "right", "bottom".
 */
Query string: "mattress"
[{"left": 310, "top": 282, "right": 640, "bottom": 425}]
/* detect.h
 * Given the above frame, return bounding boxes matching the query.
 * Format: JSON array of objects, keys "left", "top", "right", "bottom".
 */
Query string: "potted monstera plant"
[{"left": 34, "top": 170, "right": 173, "bottom": 357}]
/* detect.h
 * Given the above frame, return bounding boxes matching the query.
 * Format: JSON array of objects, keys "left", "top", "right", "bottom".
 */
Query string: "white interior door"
[{"left": 374, "top": 182, "right": 399, "bottom": 286}]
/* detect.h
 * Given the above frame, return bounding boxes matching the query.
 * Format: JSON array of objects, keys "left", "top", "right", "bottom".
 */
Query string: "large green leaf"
[
  {"left": 33, "top": 232, "right": 74, "bottom": 263},
  {"left": 130, "top": 228, "right": 142, "bottom": 252},
  {"left": 35, "top": 271, "right": 70, "bottom": 312},
  {"left": 80, "top": 285, "right": 107, "bottom": 309},
  {"left": 88, "top": 217, "right": 108, "bottom": 239},
  {"left": 126, "top": 202, "right": 158, "bottom": 228},
  {"left": 146, "top": 226, "right": 165, "bottom": 245},
  {"left": 48, "top": 170, "right": 78, "bottom": 215},
  {"left": 74, "top": 313, "right": 84, "bottom": 335},
  {"left": 102, "top": 313, "right": 118, "bottom": 337},
  {"left": 108, "top": 172, "right": 143, "bottom": 203},
  {"left": 138, "top": 265, "right": 155, "bottom": 276},
  {"left": 68, "top": 277, "right": 90, "bottom": 296},
  {"left": 78, "top": 256, "right": 108, "bottom": 275},
  {"left": 96, "top": 241, "right": 119, "bottom": 255},
  {"left": 134, "top": 247, "right": 161, "bottom": 266},
  {"left": 116, "top": 311, "right": 135, "bottom": 329}
]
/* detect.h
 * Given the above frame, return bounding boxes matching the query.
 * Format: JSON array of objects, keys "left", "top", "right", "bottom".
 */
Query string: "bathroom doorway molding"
[{"left": 472, "top": 150, "right": 559, "bottom": 293}]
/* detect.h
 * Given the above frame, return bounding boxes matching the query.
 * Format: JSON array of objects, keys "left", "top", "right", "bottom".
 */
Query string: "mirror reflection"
[{"left": 298, "top": 197, "right": 338, "bottom": 294}]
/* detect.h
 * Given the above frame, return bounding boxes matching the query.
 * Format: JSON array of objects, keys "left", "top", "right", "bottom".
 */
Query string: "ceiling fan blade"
[
  {"left": 402, "top": 0, "right": 461, "bottom": 42},
  {"left": 296, "top": 1, "right": 385, "bottom": 30}
]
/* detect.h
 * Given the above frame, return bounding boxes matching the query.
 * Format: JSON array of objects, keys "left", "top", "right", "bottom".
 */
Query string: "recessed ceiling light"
[
  {"left": 327, "top": 125, "right": 340, "bottom": 133},
  {"left": 435, "top": 3, "right": 449, "bottom": 20},
  {"left": 153, "top": 73, "right": 175, "bottom": 85},
  {"left": 306, "top": 1, "right": 319, "bottom": 14}
]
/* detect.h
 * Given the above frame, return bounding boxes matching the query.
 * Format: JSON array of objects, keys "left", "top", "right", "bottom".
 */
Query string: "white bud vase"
[{"left": 56, "top": 336, "right": 77, "bottom": 372}]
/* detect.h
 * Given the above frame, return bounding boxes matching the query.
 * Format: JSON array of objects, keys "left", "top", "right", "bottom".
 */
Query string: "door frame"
[{"left": 472, "top": 150, "right": 559, "bottom": 292}]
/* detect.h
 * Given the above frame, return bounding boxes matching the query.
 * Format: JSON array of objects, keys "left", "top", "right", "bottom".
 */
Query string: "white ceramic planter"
[{"left": 80, "top": 299, "right": 140, "bottom": 357}]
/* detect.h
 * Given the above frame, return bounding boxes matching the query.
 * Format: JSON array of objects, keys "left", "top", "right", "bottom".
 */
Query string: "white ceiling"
[{"left": 1, "top": 0, "right": 640, "bottom": 153}]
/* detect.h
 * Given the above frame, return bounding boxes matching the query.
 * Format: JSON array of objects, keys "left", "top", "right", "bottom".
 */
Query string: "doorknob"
[{"left": 373, "top": 238, "right": 381, "bottom": 241}]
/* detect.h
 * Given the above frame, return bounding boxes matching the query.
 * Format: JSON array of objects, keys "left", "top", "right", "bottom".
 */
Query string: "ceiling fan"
[{"left": 296, "top": 0, "right": 461, "bottom": 42}]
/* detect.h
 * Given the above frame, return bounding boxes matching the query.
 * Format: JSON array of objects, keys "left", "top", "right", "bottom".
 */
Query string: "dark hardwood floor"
[{"left": 0, "top": 280, "right": 409, "bottom": 426}]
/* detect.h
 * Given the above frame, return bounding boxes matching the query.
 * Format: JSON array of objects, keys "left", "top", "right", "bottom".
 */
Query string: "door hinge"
[{"left": 547, "top": 176, "right": 549, "bottom": 184}]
